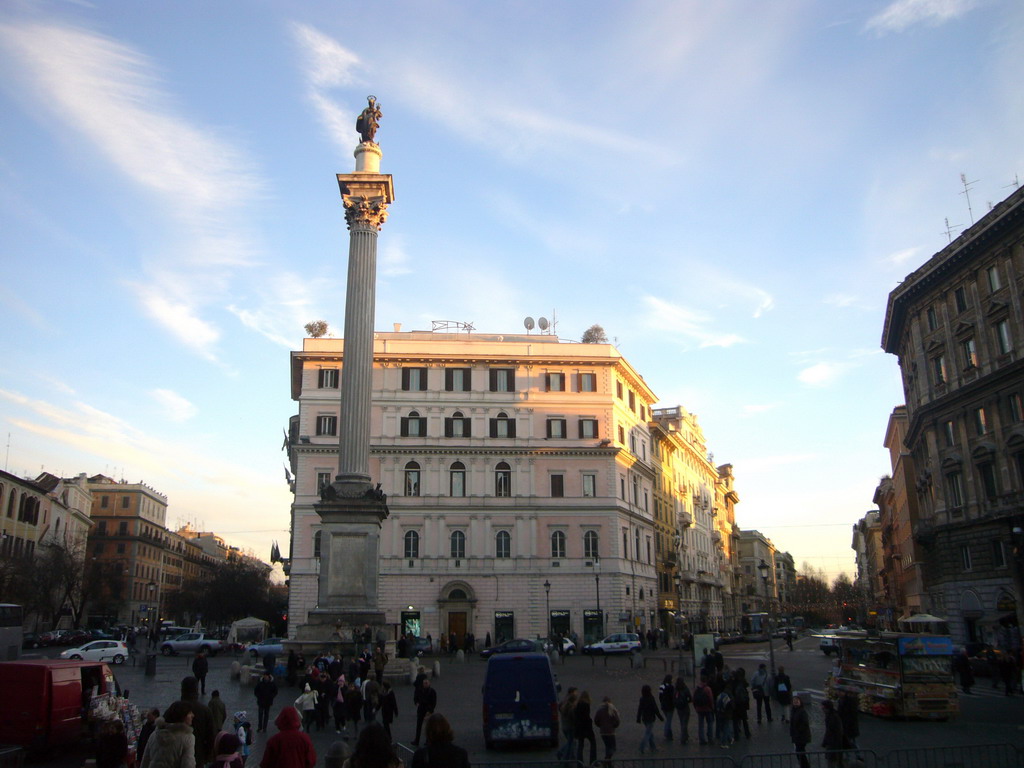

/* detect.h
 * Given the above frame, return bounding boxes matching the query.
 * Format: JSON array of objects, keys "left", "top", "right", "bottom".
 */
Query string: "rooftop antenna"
[
  {"left": 523, "top": 317, "right": 535, "bottom": 334},
  {"left": 941, "top": 217, "right": 960, "bottom": 244},
  {"left": 1005, "top": 174, "right": 1021, "bottom": 192},
  {"left": 960, "top": 173, "right": 979, "bottom": 225},
  {"left": 550, "top": 309, "right": 558, "bottom": 337},
  {"left": 4, "top": 432, "right": 9, "bottom": 473}
]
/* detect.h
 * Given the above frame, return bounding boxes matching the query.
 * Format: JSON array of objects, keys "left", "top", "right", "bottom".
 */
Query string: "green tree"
[
  {"left": 165, "top": 559, "right": 275, "bottom": 626},
  {"left": 304, "top": 320, "right": 329, "bottom": 338},
  {"left": 581, "top": 324, "right": 609, "bottom": 343}
]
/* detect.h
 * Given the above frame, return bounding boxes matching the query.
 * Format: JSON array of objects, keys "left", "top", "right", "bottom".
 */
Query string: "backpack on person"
[
  {"left": 674, "top": 686, "right": 692, "bottom": 710},
  {"left": 242, "top": 722, "right": 253, "bottom": 746},
  {"left": 693, "top": 684, "right": 712, "bottom": 709},
  {"left": 715, "top": 690, "right": 732, "bottom": 714}
]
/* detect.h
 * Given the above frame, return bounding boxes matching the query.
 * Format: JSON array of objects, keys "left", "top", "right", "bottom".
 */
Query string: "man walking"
[
  {"left": 192, "top": 650, "right": 209, "bottom": 695},
  {"left": 254, "top": 670, "right": 279, "bottom": 733},
  {"left": 693, "top": 676, "right": 715, "bottom": 746},
  {"left": 412, "top": 678, "right": 437, "bottom": 746}
]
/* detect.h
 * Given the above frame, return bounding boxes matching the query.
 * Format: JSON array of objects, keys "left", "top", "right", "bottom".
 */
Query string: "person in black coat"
[
  {"left": 953, "top": 649, "right": 975, "bottom": 694},
  {"left": 136, "top": 707, "right": 159, "bottom": 762},
  {"left": 774, "top": 666, "right": 793, "bottom": 722},
  {"left": 412, "top": 677, "right": 437, "bottom": 746},
  {"left": 191, "top": 650, "right": 209, "bottom": 695},
  {"left": 380, "top": 680, "right": 399, "bottom": 741},
  {"left": 837, "top": 690, "right": 860, "bottom": 754},
  {"left": 574, "top": 690, "right": 598, "bottom": 765},
  {"left": 789, "top": 694, "right": 811, "bottom": 768},
  {"left": 821, "top": 699, "right": 845, "bottom": 767},
  {"left": 253, "top": 671, "right": 278, "bottom": 733},
  {"left": 411, "top": 713, "right": 469, "bottom": 768}
]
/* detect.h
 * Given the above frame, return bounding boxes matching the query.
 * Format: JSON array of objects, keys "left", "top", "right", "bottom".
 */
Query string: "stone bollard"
[
  {"left": 240, "top": 665, "right": 250, "bottom": 685},
  {"left": 455, "top": 649, "right": 465, "bottom": 664},
  {"left": 432, "top": 660, "right": 441, "bottom": 679},
  {"left": 230, "top": 661, "right": 241, "bottom": 680}
]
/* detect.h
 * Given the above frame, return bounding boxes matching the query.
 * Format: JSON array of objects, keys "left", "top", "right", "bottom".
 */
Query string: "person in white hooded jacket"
[{"left": 140, "top": 701, "right": 196, "bottom": 768}]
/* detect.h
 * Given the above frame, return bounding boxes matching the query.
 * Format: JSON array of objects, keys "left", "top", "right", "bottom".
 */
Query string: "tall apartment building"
[
  {"left": 1, "top": 471, "right": 92, "bottom": 561},
  {"left": 736, "top": 529, "right": 776, "bottom": 614},
  {"left": 286, "top": 330, "right": 692, "bottom": 646},
  {"left": 882, "top": 184, "right": 1024, "bottom": 647}
]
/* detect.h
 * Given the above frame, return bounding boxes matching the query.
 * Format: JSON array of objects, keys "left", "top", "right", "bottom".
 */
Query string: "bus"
[
  {"left": 0, "top": 604, "right": 24, "bottom": 661},
  {"left": 740, "top": 612, "right": 770, "bottom": 640},
  {"left": 825, "top": 633, "right": 958, "bottom": 719}
]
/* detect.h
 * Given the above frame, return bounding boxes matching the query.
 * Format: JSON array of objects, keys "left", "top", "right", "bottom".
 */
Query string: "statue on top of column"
[{"left": 356, "top": 95, "right": 382, "bottom": 144}]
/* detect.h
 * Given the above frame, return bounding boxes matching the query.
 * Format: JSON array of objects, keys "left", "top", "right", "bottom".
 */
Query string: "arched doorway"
[{"left": 439, "top": 581, "right": 476, "bottom": 651}]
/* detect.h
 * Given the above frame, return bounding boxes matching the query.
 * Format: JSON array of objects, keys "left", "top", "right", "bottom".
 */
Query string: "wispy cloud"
[
  {"left": 883, "top": 246, "right": 923, "bottom": 268},
  {"left": 380, "top": 236, "right": 413, "bottom": 278},
  {"left": 151, "top": 389, "right": 197, "bottom": 422},
  {"left": 797, "top": 361, "right": 856, "bottom": 387},
  {"left": 0, "top": 21, "right": 264, "bottom": 360},
  {"left": 866, "top": 0, "right": 979, "bottom": 34},
  {"left": 641, "top": 296, "right": 745, "bottom": 349},
  {"left": 290, "top": 22, "right": 363, "bottom": 153},
  {"left": 227, "top": 271, "right": 328, "bottom": 348}
]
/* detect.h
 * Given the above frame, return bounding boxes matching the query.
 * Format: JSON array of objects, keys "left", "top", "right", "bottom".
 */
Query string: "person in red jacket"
[{"left": 260, "top": 706, "right": 316, "bottom": 768}]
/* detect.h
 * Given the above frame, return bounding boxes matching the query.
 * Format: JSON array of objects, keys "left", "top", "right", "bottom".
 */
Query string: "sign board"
[{"left": 693, "top": 633, "right": 716, "bottom": 667}]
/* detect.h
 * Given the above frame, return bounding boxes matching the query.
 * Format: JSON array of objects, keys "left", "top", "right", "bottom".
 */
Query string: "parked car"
[
  {"left": 35, "top": 630, "right": 64, "bottom": 647},
  {"left": 248, "top": 638, "right": 285, "bottom": 658},
  {"left": 61, "top": 630, "right": 92, "bottom": 647},
  {"left": 819, "top": 635, "right": 840, "bottom": 656},
  {"left": 22, "top": 633, "right": 40, "bottom": 649},
  {"left": 59, "top": 640, "right": 129, "bottom": 665},
  {"left": 965, "top": 643, "right": 1006, "bottom": 677},
  {"left": 160, "top": 632, "right": 224, "bottom": 656},
  {"left": 479, "top": 638, "right": 540, "bottom": 659},
  {"left": 410, "top": 636, "right": 432, "bottom": 655},
  {"left": 543, "top": 637, "right": 577, "bottom": 655},
  {"left": 582, "top": 633, "right": 642, "bottom": 655},
  {"left": 89, "top": 629, "right": 115, "bottom": 641}
]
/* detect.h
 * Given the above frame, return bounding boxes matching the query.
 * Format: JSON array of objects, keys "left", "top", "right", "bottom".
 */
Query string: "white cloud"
[
  {"left": 227, "top": 271, "right": 330, "bottom": 348},
  {"left": 866, "top": 0, "right": 979, "bottom": 34},
  {"left": 797, "top": 361, "right": 855, "bottom": 387},
  {"left": 642, "top": 296, "right": 745, "bottom": 349},
  {"left": 0, "top": 22, "right": 265, "bottom": 361},
  {"left": 379, "top": 236, "right": 413, "bottom": 278},
  {"left": 883, "top": 246, "right": 923, "bottom": 268},
  {"left": 151, "top": 389, "right": 197, "bottom": 422}
]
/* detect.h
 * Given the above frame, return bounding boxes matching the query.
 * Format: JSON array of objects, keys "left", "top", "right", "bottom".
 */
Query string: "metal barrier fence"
[
  {"left": 886, "top": 743, "right": 1023, "bottom": 768},
  {"left": 739, "top": 749, "right": 878, "bottom": 768},
  {"left": 402, "top": 745, "right": 1023, "bottom": 768}
]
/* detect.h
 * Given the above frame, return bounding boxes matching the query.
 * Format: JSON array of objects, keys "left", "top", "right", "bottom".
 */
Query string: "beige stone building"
[{"left": 286, "top": 330, "right": 748, "bottom": 646}]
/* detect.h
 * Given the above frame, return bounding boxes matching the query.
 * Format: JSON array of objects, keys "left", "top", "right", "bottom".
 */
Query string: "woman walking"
[
  {"left": 636, "top": 684, "right": 663, "bottom": 755},
  {"left": 789, "top": 695, "right": 811, "bottom": 768},
  {"left": 574, "top": 690, "right": 598, "bottom": 766},
  {"left": 555, "top": 687, "right": 578, "bottom": 762},
  {"left": 294, "top": 684, "right": 319, "bottom": 733},
  {"left": 774, "top": 666, "right": 793, "bottom": 723},
  {"left": 658, "top": 675, "right": 675, "bottom": 742},
  {"left": 750, "top": 663, "right": 773, "bottom": 724},
  {"left": 593, "top": 695, "right": 620, "bottom": 762},
  {"left": 673, "top": 677, "right": 692, "bottom": 745},
  {"left": 731, "top": 667, "right": 752, "bottom": 739}
]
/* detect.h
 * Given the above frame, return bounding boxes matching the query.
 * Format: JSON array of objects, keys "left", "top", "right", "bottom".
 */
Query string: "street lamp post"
[
  {"left": 758, "top": 559, "right": 777, "bottom": 677},
  {"left": 543, "top": 580, "right": 551, "bottom": 642}
]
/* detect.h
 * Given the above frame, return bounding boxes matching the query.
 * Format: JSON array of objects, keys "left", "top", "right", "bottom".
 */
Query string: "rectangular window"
[
  {"left": 101, "top": 496, "right": 109, "bottom": 509},
  {"left": 582, "top": 473, "right": 596, "bottom": 498},
  {"left": 546, "top": 418, "right": 567, "bottom": 438},
  {"left": 993, "top": 540, "right": 1007, "bottom": 568},
  {"left": 121, "top": 496, "right": 130, "bottom": 509},
  {"left": 489, "top": 368, "right": 515, "bottom": 392},
  {"left": 445, "top": 367, "right": 472, "bottom": 392},
  {"left": 317, "top": 471, "right": 332, "bottom": 491},
  {"left": 116, "top": 542, "right": 126, "bottom": 554},
  {"left": 996, "top": 320, "right": 1012, "bottom": 355},
  {"left": 98, "top": 521, "right": 107, "bottom": 535},
  {"left": 932, "top": 355, "right": 947, "bottom": 385},
  {"left": 616, "top": 381, "right": 623, "bottom": 399},
  {"left": 944, "top": 420, "right": 956, "bottom": 447},
  {"left": 630, "top": 434, "right": 637, "bottom": 454},
  {"left": 618, "top": 425, "right": 625, "bottom": 444},
  {"left": 1010, "top": 393, "right": 1024, "bottom": 423},
  {"left": 927, "top": 306, "right": 938, "bottom": 331},
  {"left": 955, "top": 286, "right": 969, "bottom": 312},
  {"left": 550, "top": 474, "right": 564, "bottom": 497},
  {"left": 579, "top": 418, "right": 599, "bottom": 439},
  {"left": 400, "top": 415, "right": 427, "bottom": 437},
  {"left": 628, "top": 391, "right": 636, "bottom": 412},
  {"left": 545, "top": 372, "right": 565, "bottom": 391},
  {"left": 318, "top": 368, "right": 339, "bottom": 388},
  {"left": 988, "top": 265, "right": 1002, "bottom": 291},
  {"left": 578, "top": 372, "right": 597, "bottom": 392},
  {"left": 489, "top": 415, "right": 516, "bottom": 438},
  {"left": 960, "top": 544, "right": 972, "bottom": 571},
  {"left": 317, "top": 415, "right": 338, "bottom": 436},
  {"left": 404, "top": 470, "right": 420, "bottom": 497},
  {"left": 975, "top": 407, "right": 988, "bottom": 435},
  {"left": 402, "top": 367, "right": 428, "bottom": 391},
  {"left": 947, "top": 471, "right": 964, "bottom": 508},
  {"left": 119, "top": 521, "right": 128, "bottom": 535},
  {"left": 979, "top": 461, "right": 999, "bottom": 498},
  {"left": 620, "top": 476, "right": 626, "bottom": 500},
  {"left": 962, "top": 338, "right": 978, "bottom": 369},
  {"left": 450, "top": 469, "right": 465, "bottom": 497}
]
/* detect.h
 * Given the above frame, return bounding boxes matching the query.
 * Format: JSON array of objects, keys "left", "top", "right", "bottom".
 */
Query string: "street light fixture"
[
  {"left": 757, "top": 559, "right": 777, "bottom": 677},
  {"left": 543, "top": 580, "right": 552, "bottom": 642}
]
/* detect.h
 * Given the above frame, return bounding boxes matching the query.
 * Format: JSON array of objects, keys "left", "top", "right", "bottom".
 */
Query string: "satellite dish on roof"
[
  {"left": 524, "top": 317, "right": 535, "bottom": 331},
  {"left": 538, "top": 317, "right": 549, "bottom": 331}
]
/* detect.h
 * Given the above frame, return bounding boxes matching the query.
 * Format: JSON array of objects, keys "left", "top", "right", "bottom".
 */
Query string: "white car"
[
  {"left": 60, "top": 640, "right": 129, "bottom": 665},
  {"left": 543, "top": 637, "right": 577, "bottom": 655},
  {"left": 582, "top": 633, "right": 642, "bottom": 655}
]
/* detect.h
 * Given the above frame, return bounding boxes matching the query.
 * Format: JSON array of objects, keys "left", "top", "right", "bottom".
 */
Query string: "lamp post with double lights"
[
  {"left": 757, "top": 559, "right": 777, "bottom": 677},
  {"left": 543, "top": 580, "right": 552, "bottom": 642}
]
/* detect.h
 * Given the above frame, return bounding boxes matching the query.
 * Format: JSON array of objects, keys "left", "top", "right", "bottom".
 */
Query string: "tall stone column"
[{"left": 295, "top": 105, "right": 395, "bottom": 648}]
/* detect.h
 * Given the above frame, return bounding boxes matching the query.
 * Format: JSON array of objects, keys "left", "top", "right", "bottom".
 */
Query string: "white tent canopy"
[{"left": 227, "top": 616, "right": 270, "bottom": 645}]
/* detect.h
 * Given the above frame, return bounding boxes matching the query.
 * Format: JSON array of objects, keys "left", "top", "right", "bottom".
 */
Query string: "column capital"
[{"left": 337, "top": 173, "right": 395, "bottom": 232}]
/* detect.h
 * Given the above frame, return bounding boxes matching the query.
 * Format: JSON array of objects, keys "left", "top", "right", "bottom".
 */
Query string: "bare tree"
[
  {"left": 304, "top": 320, "right": 329, "bottom": 338},
  {"left": 581, "top": 324, "right": 608, "bottom": 343}
]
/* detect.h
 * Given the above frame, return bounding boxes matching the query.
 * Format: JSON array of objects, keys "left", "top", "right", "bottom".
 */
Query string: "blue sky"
[{"left": 1, "top": 0, "right": 1022, "bottom": 579}]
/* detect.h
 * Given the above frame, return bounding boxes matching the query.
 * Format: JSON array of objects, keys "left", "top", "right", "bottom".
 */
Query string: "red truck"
[{"left": 0, "top": 659, "right": 120, "bottom": 752}]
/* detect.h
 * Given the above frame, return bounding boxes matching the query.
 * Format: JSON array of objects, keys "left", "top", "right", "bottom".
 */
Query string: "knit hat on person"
[{"left": 233, "top": 711, "right": 247, "bottom": 723}]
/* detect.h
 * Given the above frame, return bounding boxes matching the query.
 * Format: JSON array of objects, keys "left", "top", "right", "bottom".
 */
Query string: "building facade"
[
  {"left": 286, "top": 331, "right": 747, "bottom": 646},
  {"left": 882, "top": 184, "right": 1024, "bottom": 647}
]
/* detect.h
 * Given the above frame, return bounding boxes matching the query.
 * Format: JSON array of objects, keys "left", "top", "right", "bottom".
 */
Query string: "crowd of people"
[{"left": 549, "top": 649, "right": 862, "bottom": 766}]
